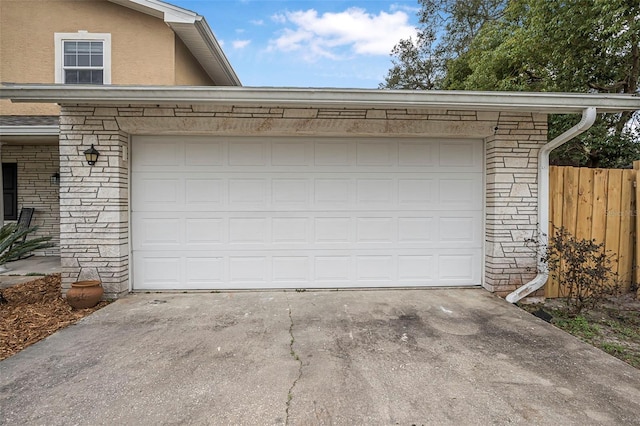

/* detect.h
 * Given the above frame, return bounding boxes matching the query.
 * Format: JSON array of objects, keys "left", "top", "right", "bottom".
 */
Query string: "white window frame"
[{"left": 54, "top": 32, "right": 111, "bottom": 84}]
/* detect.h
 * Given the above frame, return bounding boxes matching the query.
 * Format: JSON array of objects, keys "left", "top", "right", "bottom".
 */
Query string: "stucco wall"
[
  {"left": 2, "top": 144, "right": 60, "bottom": 256},
  {"left": 0, "top": 0, "right": 214, "bottom": 116},
  {"left": 174, "top": 36, "right": 214, "bottom": 86},
  {"left": 58, "top": 103, "right": 545, "bottom": 298}
]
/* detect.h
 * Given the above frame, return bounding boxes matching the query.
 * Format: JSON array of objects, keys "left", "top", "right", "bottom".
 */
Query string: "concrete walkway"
[
  {"left": 0, "top": 256, "right": 61, "bottom": 289},
  {"left": 1, "top": 289, "right": 639, "bottom": 425}
]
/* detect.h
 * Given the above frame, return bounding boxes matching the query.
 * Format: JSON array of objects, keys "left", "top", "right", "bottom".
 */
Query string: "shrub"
[{"left": 543, "top": 227, "right": 620, "bottom": 315}]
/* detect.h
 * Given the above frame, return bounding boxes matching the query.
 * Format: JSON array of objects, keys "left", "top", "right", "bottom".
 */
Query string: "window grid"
[{"left": 62, "top": 40, "right": 104, "bottom": 85}]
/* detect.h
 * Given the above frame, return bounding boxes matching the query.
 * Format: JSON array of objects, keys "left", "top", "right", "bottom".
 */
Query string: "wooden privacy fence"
[{"left": 546, "top": 163, "right": 640, "bottom": 297}]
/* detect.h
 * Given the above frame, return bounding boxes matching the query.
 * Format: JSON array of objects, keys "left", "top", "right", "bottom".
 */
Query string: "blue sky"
[{"left": 171, "top": 1, "right": 421, "bottom": 88}]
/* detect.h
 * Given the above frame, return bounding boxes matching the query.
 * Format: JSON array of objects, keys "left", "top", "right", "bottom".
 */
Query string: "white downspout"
[{"left": 506, "top": 107, "right": 597, "bottom": 303}]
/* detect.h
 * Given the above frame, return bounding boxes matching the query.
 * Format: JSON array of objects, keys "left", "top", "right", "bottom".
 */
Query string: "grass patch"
[
  {"left": 519, "top": 293, "right": 640, "bottom": 370},
  {"left": 553, "top": 315, "right": 600, "bottom": 341}
]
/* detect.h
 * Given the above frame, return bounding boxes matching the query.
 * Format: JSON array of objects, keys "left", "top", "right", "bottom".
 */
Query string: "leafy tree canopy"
[{"left": 382, "top": 0, "right": 640, "bottom": 168}]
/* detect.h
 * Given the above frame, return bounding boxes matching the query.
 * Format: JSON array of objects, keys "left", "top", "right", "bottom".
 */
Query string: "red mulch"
[{"left": 0, "top": 274, "right": 109, "bottom": 361}]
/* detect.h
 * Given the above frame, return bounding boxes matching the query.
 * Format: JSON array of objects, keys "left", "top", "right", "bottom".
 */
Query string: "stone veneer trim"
[{"left": 59, "top": 104, "right": 546, "bottom": 299}]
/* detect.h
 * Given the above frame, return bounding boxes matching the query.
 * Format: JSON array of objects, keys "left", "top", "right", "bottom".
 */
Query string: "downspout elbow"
[{"left": 505, "top": 107, "right": 597, "bottom": 304}]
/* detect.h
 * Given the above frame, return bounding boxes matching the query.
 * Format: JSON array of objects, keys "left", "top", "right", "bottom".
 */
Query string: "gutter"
[
  {"left": 506, "top": 107, "right": 597, "bottom": 303},
  {"left": 0, "top": 125, "right": 59, "bottom": 136},
  {"left": 2, "top": 86, "right": 638, "bottom": 113}
]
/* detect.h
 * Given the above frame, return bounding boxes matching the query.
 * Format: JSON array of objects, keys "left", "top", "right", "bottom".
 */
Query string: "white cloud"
[
  {"left": 268, "top": 7, "right": 416, "bottom": 60},
  {"left": 390, "top": 3, "right": 421, "bottom": 14},
  {"left": 250, "top": 19, "right": 264, "bottom": 26},
  {"left": 233, "top": 39, "right": 251, "bottom": 49},
  {"left": 271, "top": 13, "right": 287, "bottom": 24}
]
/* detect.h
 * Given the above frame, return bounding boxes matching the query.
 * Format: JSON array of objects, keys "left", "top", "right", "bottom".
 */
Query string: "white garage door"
[{"left": 131, "top": 136, "right": 483, "bottom": 290}]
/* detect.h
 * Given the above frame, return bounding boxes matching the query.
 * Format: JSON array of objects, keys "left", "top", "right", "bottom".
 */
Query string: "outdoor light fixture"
[
  {"left": 50, "top": 172, "right": 60, "bottom": 185},
  {"left": 84, "top": 144, "right": 100, "bottom": 166}
]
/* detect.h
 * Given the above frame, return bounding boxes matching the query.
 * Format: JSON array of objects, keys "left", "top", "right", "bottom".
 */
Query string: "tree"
[
  {"left": 383, "top": 0, "right": 640, "bottom": 167},
  {"left": 380, "top": 0, "right": 507, "bottom": 89}
]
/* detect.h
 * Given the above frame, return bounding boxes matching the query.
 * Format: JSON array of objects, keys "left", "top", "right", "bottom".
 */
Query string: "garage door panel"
[
  {"left": 186, "top": 257, "right": 224, "bottom": 284},
  {"left": 273, "top": 257, "right": 310, "bottom": 282},
  {"left": 135, "top": 138, "right": 183, "bottom": 168},
  {"left": 272, "top": 141, "right": 311, "bottom": 166},
  {"left": 314, "top": 140, "right": 351, "bottom": 166},
  {"left": 356, "top": 217, "right": 394, "bottom": 243},
  {"left": 132, "top": 249, "right": 481, "bottom": 289},
  {"left": 229, "top": 257, "right": 268, "bottom": 283},
  {"left": 356, "top": 179, "right": 394, "bottom": 206},
  {"left": 185, "top": 218, "right": 224, "bottom": 245},
  {"left": 132, "top": 172, "right": 478, "bottom": 212},
  {"left": 398, "top": 255, "right": 434, "bottom": 282},
  {"left": 229, "top": 140, "right": 267, "bottom": 166},
  {"left": 133, "top": 254, "right": 182, "bottom": 289},
  {"left": 272, "top": 179, "right": 310, "bottom": 207},
  {"left": 398, "top": 141, "right": 437, "bottom": 167},
  {"left": 132, "top": 136, "right": 483, "bottom": 290},
  {"left": 272, "top": 217, "right": 310, "bottom": 243},
  {"left": 229, "top": 217, "right": 268, "bottom": 244},
  {"left": 439, "top": 178, "right": 483, "bottom": 209},
  {"left": 228, "top": 179, "right": 267, "bottom": 207},
  {"left": 133, "top": 211, "right": 480, "bottom": 251},
  {"left": 356, "top": 141, "right": 395, "bottom": 166},
  {"left": 186, "top": 178, "right": 224, "bottom": 205},
  {"left": 133, "top": 217, "right": 182, "bottom": 249},
  {"left": 185, "top": 141, "right": 223, "bottom": 166},
  {"left": 439, "top": 141, "right": 482, "bottom": 169},
  {"left": 439, "top": 254, "right": 478, "bottom": 282},
  {"left": 356, "top": 255, "right": 394, "bottom": 280},
  {"left": 314, "top": 178, "right": 352, "bottom": 207},
  {"left": 398, "top": 178, "right": 436, "bottom": 207}
]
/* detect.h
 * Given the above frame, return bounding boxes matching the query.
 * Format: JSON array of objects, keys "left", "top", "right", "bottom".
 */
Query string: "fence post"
[{"left": 634, "top": 161, "right": 640, "bottom": 297}]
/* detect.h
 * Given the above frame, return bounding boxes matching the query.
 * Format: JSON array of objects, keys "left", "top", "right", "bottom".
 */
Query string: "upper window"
[{"left": 55, "top": 32, "right": 111, "bottom": 84}]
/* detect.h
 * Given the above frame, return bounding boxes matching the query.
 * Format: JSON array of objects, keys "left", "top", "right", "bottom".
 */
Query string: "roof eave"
[
  {"left": 1, "top": 85, "right": 639, "bottom": 114},
  {"left": 168, "top": 19, "right": 241, "bottom": 86}
]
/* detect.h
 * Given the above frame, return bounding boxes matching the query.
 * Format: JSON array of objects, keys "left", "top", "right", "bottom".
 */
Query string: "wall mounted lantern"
[
  {"left": 50, "top": 172, "right": 60, "bottom": 185},
  {"left": 84, "top": 144, "right": 100, "bottom": 166}
]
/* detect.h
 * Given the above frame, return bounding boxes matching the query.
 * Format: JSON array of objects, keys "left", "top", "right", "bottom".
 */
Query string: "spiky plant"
[
  {"left": 0, "top": 223, "right": 54, "bottom": 304},
  {"left": 0, "top": 223, "right": 54, "bottom": 266}
]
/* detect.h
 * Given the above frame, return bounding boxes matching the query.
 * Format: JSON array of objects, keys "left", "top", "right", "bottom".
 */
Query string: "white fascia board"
[
  {"left": 0, "top": 125, "right": 59, "bottom": 136},
  {"left": 191, "top": 19, "right": 241, "bottom": 86},
  {"left": 1, "top": 85, "right": 639, "bottom": 114},
  {"left": 108, "top": 0, "right": 197, "bottom": 23}
]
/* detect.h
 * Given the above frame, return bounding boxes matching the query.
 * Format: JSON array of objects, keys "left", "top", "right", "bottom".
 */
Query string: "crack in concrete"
[{"left": 285, "top": 295, "right": 303, "bottom": 426}]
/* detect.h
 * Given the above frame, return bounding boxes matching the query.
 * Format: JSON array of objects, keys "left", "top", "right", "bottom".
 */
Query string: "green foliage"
[
  {"left": 383, "top": 0, "right": 640, "bottom": 168},
  {"left": 543, "top": 227, "right": 621, "bottom": 315},
  {"left": 554, "top": 315, "right": 600, "bottom": 340},
  {"left": 0, "top": 223, "right": 54, "bottom": 266},
  {"left": 380, "top": 0, "right": 506, "bottom": 90}
]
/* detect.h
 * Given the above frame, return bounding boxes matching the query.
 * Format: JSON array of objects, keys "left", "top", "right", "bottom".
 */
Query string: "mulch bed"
[{"left": 0, "top": 274, "right": 109, "bottom": 361}]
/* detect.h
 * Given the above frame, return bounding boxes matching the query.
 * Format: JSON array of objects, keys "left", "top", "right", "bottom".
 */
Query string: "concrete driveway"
[{"left": 1, "top": 289, "right": 639, "bottom": 425}]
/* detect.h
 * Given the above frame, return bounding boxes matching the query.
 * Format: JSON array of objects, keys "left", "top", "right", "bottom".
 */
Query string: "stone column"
[
  {"left": 484, "top": 112, "right": 548, "bottom": 295},
  {"left": 59, "top": 106, "right": 129, "bottom": 298}
]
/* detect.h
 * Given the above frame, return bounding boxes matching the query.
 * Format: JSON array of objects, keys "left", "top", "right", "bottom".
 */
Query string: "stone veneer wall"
[
  {"left": 485, "top": 112, "right": 548, "bottom": 295},
  {"left": 59, "top": 104, "right": 546, "bottom": 299},
  {"left": 2, "top": 144, "right": 60, "bottom": 256}
]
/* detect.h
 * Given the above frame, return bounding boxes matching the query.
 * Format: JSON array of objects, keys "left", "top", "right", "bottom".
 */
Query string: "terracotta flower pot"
[{"left": 66, "top": 280, "right": 103, "bottom": 309}]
